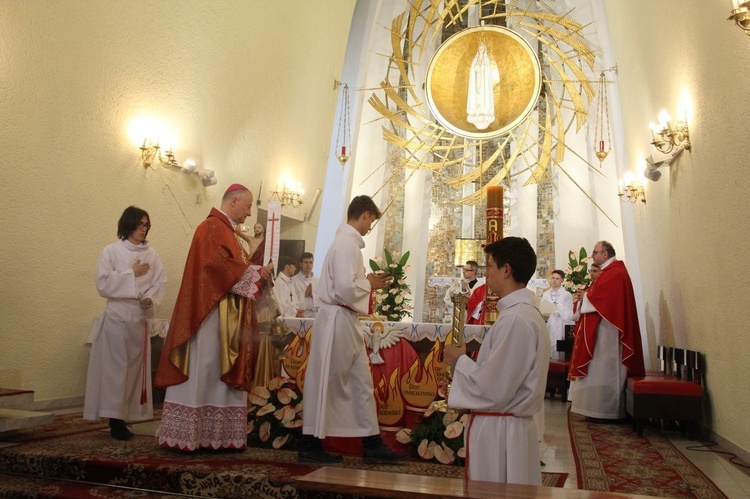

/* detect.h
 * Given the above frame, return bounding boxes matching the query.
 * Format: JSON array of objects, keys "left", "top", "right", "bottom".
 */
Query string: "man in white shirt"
[
  {"left": 274, "top": 256, "right": 304, "bottom": 318},
  {"left": 292, "top": 252, "right": 320, "bottom": 318}
]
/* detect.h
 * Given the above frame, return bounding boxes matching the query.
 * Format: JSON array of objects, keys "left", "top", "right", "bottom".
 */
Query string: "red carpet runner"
[
  {"left": 0, "top": 410, "right": 566, "bottom": 497},
  {"left": 568, "top": 409, "right": 727, "bottom": 497}
]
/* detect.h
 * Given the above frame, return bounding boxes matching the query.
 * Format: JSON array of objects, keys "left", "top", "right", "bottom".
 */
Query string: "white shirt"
[
  {"left": 274, "top": 272, "right": 300, "bottom": 318},
  {"left": 292, "top": 271, "right": 321, "bottom": 318}
]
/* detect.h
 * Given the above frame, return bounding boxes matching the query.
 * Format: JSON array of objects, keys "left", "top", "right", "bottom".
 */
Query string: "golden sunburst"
[{"left": 364, "top": 0, "right": 615, "bottom": 225}]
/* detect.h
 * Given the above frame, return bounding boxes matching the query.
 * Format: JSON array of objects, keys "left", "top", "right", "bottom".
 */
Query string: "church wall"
[
  {"left": 0, "top": 1, "right": 354, "bottom": 402},
  {"left": 605, "top": 0, "right": 750, "bottom": 454}
]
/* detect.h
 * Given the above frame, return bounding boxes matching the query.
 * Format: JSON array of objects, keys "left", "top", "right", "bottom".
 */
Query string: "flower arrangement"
[
  {"left": 369, "top": 248, "right": 412, "bottom": 322},
  {"left": 246, "top": 376, "right": 303, "bottom": 449},
  {"left": 394, "top": 402, "right": 467, "bottom": 465},
  {"left": 563, "top": 246, "right": 592, "bottom": 294}
]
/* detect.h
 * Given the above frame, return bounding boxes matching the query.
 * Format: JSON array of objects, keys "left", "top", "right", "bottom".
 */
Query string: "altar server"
[
  {"left": 154, "top": 184, "right": 271, "bottom": 451},
  {"left": 300, "top": 195, "right": 405, "bottom": 463},
  {"left": 84, "top": 206, "right": 167, "bottom": 440},
  {"left": 444, "top": 237, "right": 549, "bottom": 485},
  {"left": 292, "top": 252, "right": 321, "bottom": 318},
  {"left": 541, "top": 269, "right": 575, "bottom": 358}
]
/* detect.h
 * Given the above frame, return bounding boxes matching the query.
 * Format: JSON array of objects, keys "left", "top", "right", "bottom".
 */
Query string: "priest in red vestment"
[
  {"left": 445, "top": 261, "right": 486, "bottom": 324},
  {"left": 568, "top": 241, "right": 644, "bottom": 421},
  {"left": 154, "top": 184, "right": 271, "bottom": 450}
]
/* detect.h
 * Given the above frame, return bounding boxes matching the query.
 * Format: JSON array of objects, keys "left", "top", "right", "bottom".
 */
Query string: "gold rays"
[{"left": 367, "top": 0, "right": 612, "bottom": 223}]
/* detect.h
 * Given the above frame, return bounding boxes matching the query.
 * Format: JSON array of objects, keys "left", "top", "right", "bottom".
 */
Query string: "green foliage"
[
  {"left": 563, "top": 247, "right": 592, "bottom": 293},
  {"left": 369, "top": 248, "right": 412, "bottom": 322}
]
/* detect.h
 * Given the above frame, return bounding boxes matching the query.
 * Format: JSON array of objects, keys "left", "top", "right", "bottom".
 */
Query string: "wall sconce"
[
  {"left": 139, "top": 139, "right": 217, "bottom": 186},
  {"left": 273, "top": 182, "right": 304, "bottom": 208},
  {"left": 618, "top": 174, "right": 646, "bottom": 204},
  {"left": 729, "top": 1, "right": 750, "bottom": 35},
  {"left": 649, "top": 110, "right": 691, "bottom": 155}
]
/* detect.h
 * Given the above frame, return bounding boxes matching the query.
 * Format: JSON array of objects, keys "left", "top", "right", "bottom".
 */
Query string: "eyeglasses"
[
  {"left": 463, "top": 268, "right": 476, "bottom": 272},
  {"left": 137, "top": 222, "right": 151, "bottom": 230},
  {"left": 591, "top": 250, "right": 603, "bottom": 255}
]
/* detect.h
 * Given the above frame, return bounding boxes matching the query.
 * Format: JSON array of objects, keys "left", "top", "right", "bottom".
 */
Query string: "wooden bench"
[
  {"left": 546, "top": 328, "right": 574, "bottom": 401},
  {"left": 296, "top": 466, "right": 654, "bottom": 498},
  {"left": 626, "top": 347, "right": 703, "bottom": 437}
]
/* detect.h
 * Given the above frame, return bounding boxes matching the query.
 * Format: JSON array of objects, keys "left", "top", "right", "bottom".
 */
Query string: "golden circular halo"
[{"left": 425, "top": 26, "right": 542, "bottom": 139}]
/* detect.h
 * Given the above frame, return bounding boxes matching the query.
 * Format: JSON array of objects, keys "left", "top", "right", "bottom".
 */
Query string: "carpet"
[
  {"left": 568, "top": 409, "right": 727, "bottom": 497},
  {"left": 0, "top": 410, "right": 565, "bottom": 497}
]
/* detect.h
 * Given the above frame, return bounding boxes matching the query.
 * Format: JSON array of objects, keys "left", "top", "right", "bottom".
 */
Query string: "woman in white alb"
[
  {"left": 541, "top": 270, "right": 574, "bottom": 359},
  {"left": 84, "top": 206, "right": 167, "bottom": 440}
]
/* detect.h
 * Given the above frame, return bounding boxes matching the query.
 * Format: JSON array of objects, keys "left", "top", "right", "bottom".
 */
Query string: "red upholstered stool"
[
  {"left": 546, "top": 360, "right": 570, "bottom": 401},
  {"left": 625, "top": 349, "right": 703, "bottom": 437}
]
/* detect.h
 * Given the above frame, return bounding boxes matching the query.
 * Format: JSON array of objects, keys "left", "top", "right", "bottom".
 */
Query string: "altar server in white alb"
[
  {"left": 541, "top": 269, "right": 574, "bottom": 358},
  {"left": 274, "top": 255, "right": 304, "bottom": 318},
  {"left": 300, "top": 195, "right": 405, "bottom": 463},
  {"left": 444, "top": 237, "right": 549, "bottom": 485},
  {"left": 292, "top": 252, "right": 321, "bottom": 318},
  {"left": 84, "top": 206, "right": 167, "bottom": 440}
]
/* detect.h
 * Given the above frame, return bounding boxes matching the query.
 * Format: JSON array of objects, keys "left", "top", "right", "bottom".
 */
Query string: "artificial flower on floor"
[
  {"left": 247, "top": 376, "right": 303, "bottom": 449},
  {"left": 395, "top": 402, "right": 466, "bottom": 465},
  {"left": 563, "top": 247, "right": 592, "bottom": 294},
  {"left": 369, "top": 248, "right": 412, "bottom": 322}
]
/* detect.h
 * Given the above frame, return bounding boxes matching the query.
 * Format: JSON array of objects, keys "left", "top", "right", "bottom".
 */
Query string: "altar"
[{"left": 275, "top": 318, "right": 490, "bottom": 430}]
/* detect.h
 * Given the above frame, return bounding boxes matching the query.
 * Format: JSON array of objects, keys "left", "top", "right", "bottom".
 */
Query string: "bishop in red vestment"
[{"left": 154, "top": 185, "right": 271, "bottom": 450}]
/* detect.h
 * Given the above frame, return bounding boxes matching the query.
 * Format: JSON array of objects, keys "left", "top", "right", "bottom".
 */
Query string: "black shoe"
[
  {"left": 298, "top": 447, "right": 344, "bottom": 463},
  {"left": 109, "top": 418, "right": 134, "bottom": 441},
  {"left": 363, "top": 444, "right": 407, "bottom": 463}
]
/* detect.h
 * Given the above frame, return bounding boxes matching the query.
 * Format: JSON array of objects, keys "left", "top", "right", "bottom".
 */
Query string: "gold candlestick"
[{"left": 435, "top": 283, "right": 469, "bottom": 413}]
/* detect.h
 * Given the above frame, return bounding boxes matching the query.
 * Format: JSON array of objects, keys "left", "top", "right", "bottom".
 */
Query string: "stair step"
[
  {"left": 0, "top": 408, "right": 55, "bottom": 432},
  {"left": 0, "top": 388, "right": 34, "bottom": 408}
]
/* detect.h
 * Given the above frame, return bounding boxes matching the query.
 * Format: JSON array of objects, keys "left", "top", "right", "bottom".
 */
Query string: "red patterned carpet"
[
  {"left": 568, "top": 409, "right": 727, "bottom": 497},
  {"left": 0, "top": 410, "right": 566, "bottom": 497}
]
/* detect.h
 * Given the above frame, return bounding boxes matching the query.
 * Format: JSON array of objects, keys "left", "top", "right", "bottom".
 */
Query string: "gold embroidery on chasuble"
[
  {"left": 218, "top": 293, "right": 247, "bottom": 378},
  {"left": 168, "top": 336, "right": 190, "bottom": 378}
]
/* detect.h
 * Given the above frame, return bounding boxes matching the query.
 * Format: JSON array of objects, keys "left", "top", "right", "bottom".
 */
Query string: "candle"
[
  {"left": 486, "top": 185, "right": 503, "bottom": 208},
  {"left": 341, "top": 146, "right": 347, "bottom": 156},
  {"left": 141, "top": 137, "right": 147, "bottom": 148},
  {"left": 732, "top": 0, "right": 740, "bottom": 11},
  {"left": 486, "top": 185, "right": 503, "bottom": 245},
  {"left": 599, "top": 140, "right": 605, "bottom": 152}
]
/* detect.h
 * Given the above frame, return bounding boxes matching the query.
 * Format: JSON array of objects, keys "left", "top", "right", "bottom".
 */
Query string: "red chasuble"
[
  {"left": 154, "top": 208, "right": 261, "bottom": 390},
  {"left": 466, "top": 283, "right": 486, "bottom": 325},
  {"left": 568, "top": 260, "right": 645, "bottom": 380}
]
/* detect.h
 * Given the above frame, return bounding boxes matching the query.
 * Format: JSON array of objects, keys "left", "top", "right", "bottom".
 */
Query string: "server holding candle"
[{"left": 443, "top": 237, "right": 549, "bottom": 485}]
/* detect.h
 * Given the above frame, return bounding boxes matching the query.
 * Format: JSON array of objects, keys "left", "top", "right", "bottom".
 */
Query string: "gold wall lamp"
[
  {"left": 139, "top": 138, "right": 216, "bottom": 186},
  {"left": 729, "top": 1, "right": 750, "bottom": 35},
  {"left": 649, "top": 110, "right": 691, "bottom": 155},
  {"left": 618, "top": 173, "right": 646, "bottom": 204}
]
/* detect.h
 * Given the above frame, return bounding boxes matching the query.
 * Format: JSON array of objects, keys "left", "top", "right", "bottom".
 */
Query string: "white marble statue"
[{"left": 466, "top": 41, "right": 496, "bottom": 130}]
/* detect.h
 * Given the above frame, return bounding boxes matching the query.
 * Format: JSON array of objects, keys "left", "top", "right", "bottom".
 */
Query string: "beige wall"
[
  {"left": 0, "top": 1, "right": 353, "bottom": 401},
  {"left": 605, "top": 0, "right": 750, "bottom": 452}
]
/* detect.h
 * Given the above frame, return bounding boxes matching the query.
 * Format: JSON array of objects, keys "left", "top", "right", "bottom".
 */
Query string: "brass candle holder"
[
  {"left": 434, "top": 282, "right": 469, "bottom": 414},
  {"left": 269, "top": 321, "right": 296, "bottom": 361}
]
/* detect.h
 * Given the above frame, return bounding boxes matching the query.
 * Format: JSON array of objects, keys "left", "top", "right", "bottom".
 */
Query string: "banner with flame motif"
[{"left": 277, "top": 318, "right": 490, "bottom": 429}]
